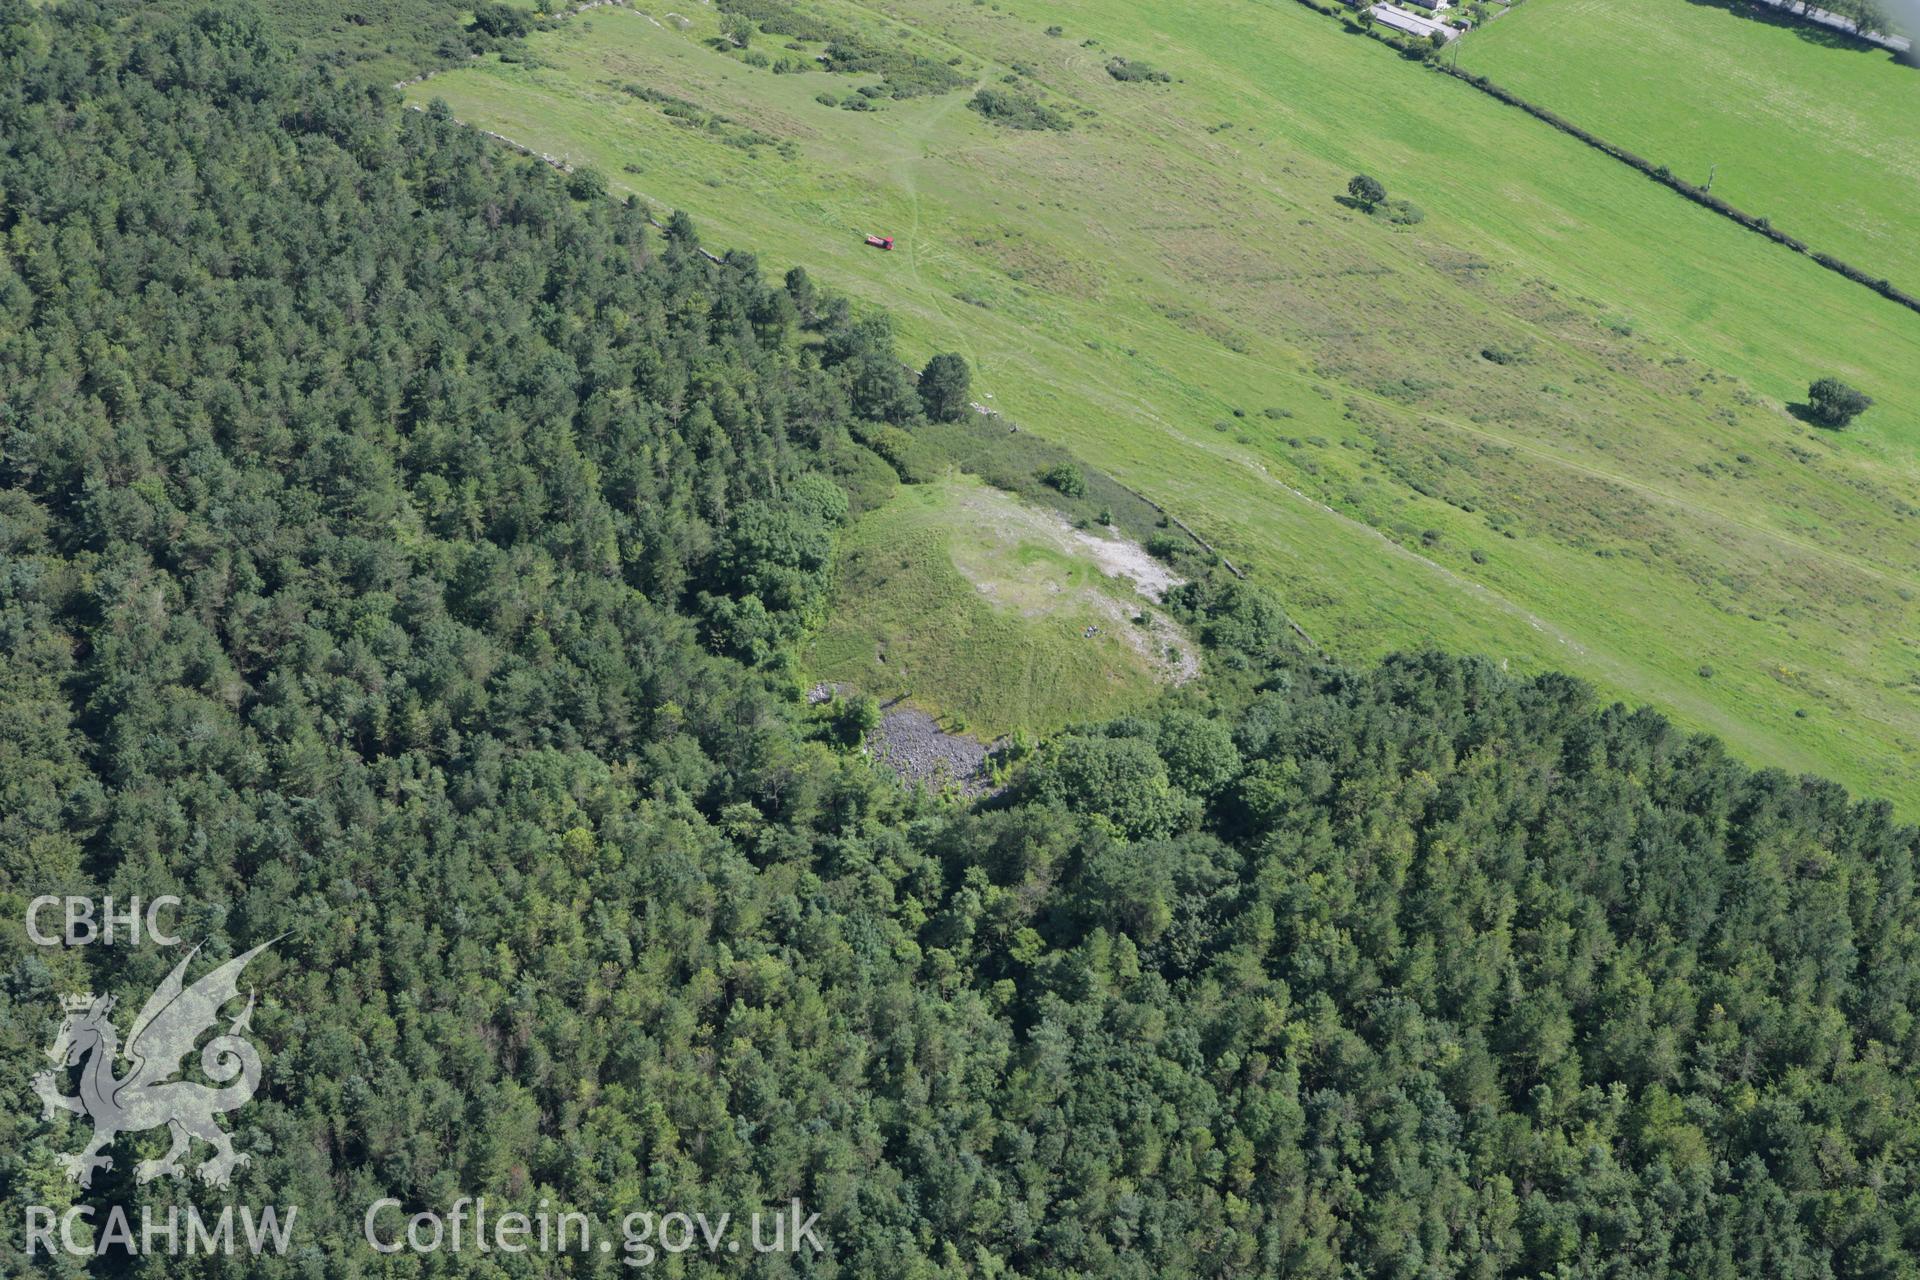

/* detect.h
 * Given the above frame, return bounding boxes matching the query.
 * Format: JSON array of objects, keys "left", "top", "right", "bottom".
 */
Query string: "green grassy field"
[
  {"left": 410, "top": 0, "right": 1920, "bottom": 807},
  {"left": 807, "top": 472, "right": 1188, "bottom": 735},
  {"left": 1461, "top": 0, "right": 1920, "bottom": 296}
]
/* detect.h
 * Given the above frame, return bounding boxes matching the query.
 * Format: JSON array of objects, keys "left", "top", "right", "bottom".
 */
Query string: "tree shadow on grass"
[
  {"left": 1678, "top": 0, "right": 1912, "bottom": 62},
  {"left": 1785, "top": 402, "right": 1843, "bottom": 429}
]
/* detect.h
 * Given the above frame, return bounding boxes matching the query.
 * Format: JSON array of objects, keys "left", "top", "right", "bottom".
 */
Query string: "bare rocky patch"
[
  {"left": 947, "top": 481, "right": 1198, "bottom": 684},
  {"left": 865, "top": 706, "right": 996, "bottom": 797}
]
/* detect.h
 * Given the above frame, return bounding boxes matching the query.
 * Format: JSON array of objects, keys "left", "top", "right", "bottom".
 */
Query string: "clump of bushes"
[
  {"left": 469, "top": 1, "right": 531, "bottom": 40},
  {"left": 968, "top": 87, "right": 1072, "bottom": 131},
  {"left": 822, "top": 38, "right": 969, "bottom": 97},
  {"left": 1145, "top": 532, "right": 1186, "bottom": 562},
  {"left": 1346, "top": 174, "right": 1422, "bottom": 224},
  {"left": 565, "top": 166, "right": 607, "bottom": 201},
  {"left": 715, "top": 0, "right": 967, "bottom": 97},
  {"left": 1106, "top": 56, "right": 1170, "bottom": 82},
  {"left": 620, "top": 84, "right": 777, "bottom": 149},
  {"left": 1040, "top": 463, "right": 1087, "bottom": 497}
]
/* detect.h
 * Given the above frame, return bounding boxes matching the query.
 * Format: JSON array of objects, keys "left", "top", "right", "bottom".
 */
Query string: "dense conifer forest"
[{"left": 3, "top": 3, "right": 1919, "bottom": 1275}]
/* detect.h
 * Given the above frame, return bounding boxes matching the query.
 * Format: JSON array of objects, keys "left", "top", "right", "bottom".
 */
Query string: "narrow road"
[{"left": 1749, "top": 0, "right": 1912, "bottom": 51}]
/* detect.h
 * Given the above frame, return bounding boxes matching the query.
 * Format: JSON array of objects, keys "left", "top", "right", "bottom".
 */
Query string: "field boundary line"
[{"left": 1428, "top": 63, "right": 1920, "bottom": 320}]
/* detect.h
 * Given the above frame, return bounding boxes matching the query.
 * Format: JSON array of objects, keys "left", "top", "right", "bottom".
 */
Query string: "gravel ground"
[{"left": 866, "top": 708, "right": 995, "bottom": 797}]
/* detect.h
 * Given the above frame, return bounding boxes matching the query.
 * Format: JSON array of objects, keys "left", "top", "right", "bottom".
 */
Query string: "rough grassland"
[
  {"left": 806, "top": 473, "right": 1187, "bottom": 737},
  {"left": 412, "top": 0, "right": 1920, "bottom": 807},
  {"left": 1462, "top": 0, "right": 1920, "bottom": 295}
]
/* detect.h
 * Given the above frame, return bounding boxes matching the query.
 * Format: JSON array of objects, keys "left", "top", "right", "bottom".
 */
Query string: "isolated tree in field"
[
  {"left": 1348, "top": 173, "right": 1386, "bottom": 210},
  {"left": 918, "top": 353, "right": 972, "bottom": 422},
  {"left": 1806, "top": 378, "right": 1872, "bottom": 428},
  {"left": 722, "top": 14, "right": 753, "bottom": 47}
]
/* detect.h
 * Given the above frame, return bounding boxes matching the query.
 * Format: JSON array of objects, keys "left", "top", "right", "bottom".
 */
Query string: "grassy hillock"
[
  {"left": 808, "top": 472, "right": 1192, "bottom": 736},
  {"left": 407, "top": 0, "right": 1920, "bottom": 808}
]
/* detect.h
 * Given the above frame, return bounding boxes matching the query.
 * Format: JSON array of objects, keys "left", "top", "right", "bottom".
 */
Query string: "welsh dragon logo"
[{"left": 34, "top": 941, "right": 273, "bottom": 1190}]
